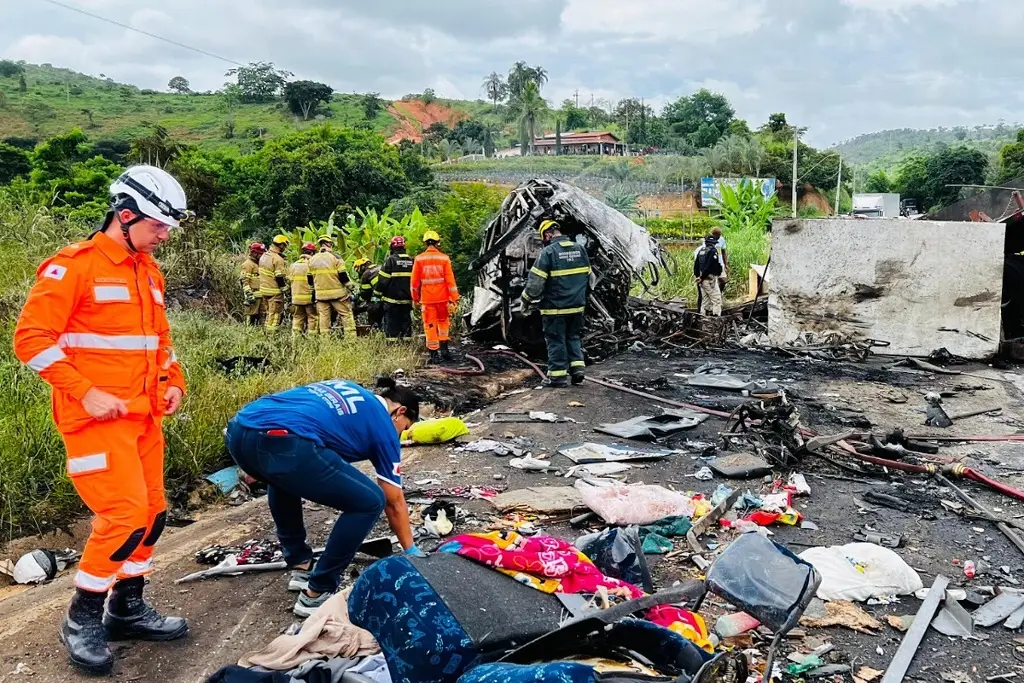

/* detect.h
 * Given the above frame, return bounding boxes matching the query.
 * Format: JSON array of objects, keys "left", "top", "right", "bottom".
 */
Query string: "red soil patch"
[{"left": 387, "top": 99, "right": 470, "bottom": 144}]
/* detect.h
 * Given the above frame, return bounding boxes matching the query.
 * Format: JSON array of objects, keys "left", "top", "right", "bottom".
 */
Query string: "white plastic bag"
[
  {"left": 576, "top": 482, "right": 696, "bottom": 525},
  {"left": 798, "top": 543, "right": 923, "bottom": 602}
]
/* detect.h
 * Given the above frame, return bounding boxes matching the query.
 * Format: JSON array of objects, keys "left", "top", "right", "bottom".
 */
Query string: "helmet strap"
[{"left": 118, "top": 213, "right": 145, "bottom": 253}]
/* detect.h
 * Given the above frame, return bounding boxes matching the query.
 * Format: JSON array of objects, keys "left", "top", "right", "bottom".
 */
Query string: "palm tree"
[
  {"left": 507, "top": 81, "right": 547, "bottom": 156},
  {"left": 482, "top": 72, "right": 506, "bottom": 109},
  {"left": 507, "top": 61, "right": 531, "bottom": 99},
  {"left": 742, "top": 137, "right": 767, "bottom": 177},
  {"left": 530, "top": 66, "right": 548, "bottom": 91}
]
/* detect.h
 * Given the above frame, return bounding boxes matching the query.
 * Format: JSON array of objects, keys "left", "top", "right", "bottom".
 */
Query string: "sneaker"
[
  {"left": 293, "top": 589, "right": 334, "bottom": 619},
  {"left": 287, "top": 568, "right": 310, "bottom": 592}
]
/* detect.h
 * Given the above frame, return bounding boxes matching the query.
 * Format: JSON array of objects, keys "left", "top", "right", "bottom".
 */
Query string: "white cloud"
[{"left": 561, "top": 0, "right": 766, "bottom": 41}]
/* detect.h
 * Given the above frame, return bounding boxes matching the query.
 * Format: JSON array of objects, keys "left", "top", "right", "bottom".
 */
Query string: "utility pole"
[
  {"left": 792, "top": 126, "right": 799, "bottom": 218},
  {"left": 834, "top": 154, "right": 842, "bottom": 216},
  {"left": 574, "top": 89, "right": 579, "bottom": 108}
]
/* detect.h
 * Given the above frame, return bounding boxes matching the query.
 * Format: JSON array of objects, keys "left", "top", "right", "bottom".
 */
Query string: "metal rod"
[
  {"left": 880, "top": 575, "right": 950, "bottom": 683},
  {"left": 935, "top": 473, "right": 1024, "bottom": 558}
]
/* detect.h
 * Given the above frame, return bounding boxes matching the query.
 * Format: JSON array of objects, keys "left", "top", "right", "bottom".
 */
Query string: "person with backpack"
[{"left": 693, "top": 233, "right": 724, "bottom": 316}]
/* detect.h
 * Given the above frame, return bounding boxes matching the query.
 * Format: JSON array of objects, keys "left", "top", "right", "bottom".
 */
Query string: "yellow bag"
[{"left": 401, "top": 417, "right": 470, "bottom": 445}]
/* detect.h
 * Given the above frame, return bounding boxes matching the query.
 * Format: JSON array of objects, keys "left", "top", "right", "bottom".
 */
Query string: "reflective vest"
[
  {"left": 258, "top": 249, "right": 288, "bottom": 297},
  {"left": 376, "top": 252, "right": 414, "bottom": 305},
  {"left": 13, "top": 231, "right": 186, "bottom": 434},
  {"left": 522, "top": 238, "right": 591, "bottom": 315},
  {"left": 308, "top": 250, "right": 350, "bottom": 301},
  {"left": 289, "top": 255, "right": 314, "bottom": 305},
  {"left": 358, "top": 265, "right": 380, "bottom": 304},
  {"left": 240, "top": 257, "right": 262, "bottom": 298},
  {"left": 411, "top": 246, "right": 459, "bottom": 305}
]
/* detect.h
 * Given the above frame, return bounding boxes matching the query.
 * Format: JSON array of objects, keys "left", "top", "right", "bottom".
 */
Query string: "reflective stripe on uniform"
[
  {"left": 258, "top": 268, "right": 276, "bottom": 277},
  {"left": 93, "top": 285, "right": 131, "bottom": 302},
  {"left": 75, "top": 570, "right": 117, "bottom": 592},
  {"left": 530, "top": 267, "right": 548, "bottom": 279},
  {"left": 316, "top": 288, "right": 347, "bottom": 298},
  {"left": 548, "top": 370, "right": 568, "bottom": 377},
  {"left": 27, "top": 345, "right": 66, "bottom": 372},
  {"left": 540, "top": 306, "right": 586, "bottom": 316},
  {"left": 119, "top": 559, "right": 153, "bottom": 577},
  {"left": 420, "top": 277, "right": 446, "bottom": 284},
  {"left": 58, "top": 333, "right": 160, "bottom": 351},
  {"left": 67, "top": 452, "right": 108, "bottom": 475},
  {"left": 570, "top": 361, "right": 586, "bottom": 368},
  {"left": 382, "top": 296, "right": 413, "bottom": 304},
  {"left": 550, "top": 267, "right": 591, "bottom": 277}
]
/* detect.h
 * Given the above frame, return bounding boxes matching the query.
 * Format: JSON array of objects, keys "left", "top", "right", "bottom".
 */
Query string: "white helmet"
[{"left": 109, "top": 165, "right": 189, "bottom": 228}]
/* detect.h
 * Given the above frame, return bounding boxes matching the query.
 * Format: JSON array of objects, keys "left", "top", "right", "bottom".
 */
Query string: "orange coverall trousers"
[
  {"left": 421, "top": 302, "right": 451, "bottom": 351},
  {"left": 61, "top": 417, "right": 167, "bottom": 592}
]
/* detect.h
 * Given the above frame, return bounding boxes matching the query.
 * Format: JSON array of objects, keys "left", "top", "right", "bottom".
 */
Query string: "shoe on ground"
[
  {"left": 571, "top": 373, "right": 585, "bottom": 385},
  {"left": 440, "top": 342, "right": 453, "bottom": 362},
  {"left": 104, "top": 577, "right": 188, "bottom": 642},
  {"left": 294, "top": 589, "right": 334, "bottom": 619},
  {"left": 288, "top": 568, "right": 310, "bottom": 592},
  {"left": 61, "top": 590, "right": 114, "bottom": 675},
  {"left": 427, "top": 350, "right": 441, "bottom": 364},
  {"left": 542, "top": 377, "right": 569, "bottom": 389}
]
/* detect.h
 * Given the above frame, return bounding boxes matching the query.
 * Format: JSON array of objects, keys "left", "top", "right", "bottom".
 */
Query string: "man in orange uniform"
[
  {"left": 13, "top": 166, "right": 189, "bottom": 675},
  {"left": 411, "top": 230, "right": 459, "bottom": 363}
]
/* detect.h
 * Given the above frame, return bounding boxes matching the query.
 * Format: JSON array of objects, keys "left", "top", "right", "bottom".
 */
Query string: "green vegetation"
[
  {"left": 887, "top": 145, "right": 990, "bottom": 213},
  {"left": 836, "top": 125, "right": 1018, "bottom": 175}
]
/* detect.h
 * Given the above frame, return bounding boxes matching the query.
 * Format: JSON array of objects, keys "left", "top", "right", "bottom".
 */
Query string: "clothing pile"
[{"left": 438, "top": 531, "right": 712, "bottom": 652}]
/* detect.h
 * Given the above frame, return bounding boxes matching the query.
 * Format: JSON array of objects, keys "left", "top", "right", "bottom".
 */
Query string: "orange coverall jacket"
[
  {"left": 13, "top": 231, "right": 186, "bottom": 434},
  {"left": 411, "top": 246, "right": 460, "bottom": 305}
]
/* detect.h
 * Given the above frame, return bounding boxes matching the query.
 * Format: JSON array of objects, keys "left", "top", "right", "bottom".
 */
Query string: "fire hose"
[{"left": 434, "top": 354, "right": 486, "bottom": 376}]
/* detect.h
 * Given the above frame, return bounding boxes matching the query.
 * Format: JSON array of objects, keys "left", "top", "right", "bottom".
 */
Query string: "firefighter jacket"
[
  {"left": 358, "top": 265, "right": 381, "bottom": 304},
  {"left": 240, "top": 257, "right": 262, "bottom": 298},
  {"left": 13, "top": 231, "right": 186, "bottom": 434},
  {"left": 258, "top": 248, "right": 288, "bottom": 297},
  {"left": 375, "top": 251, "right": 414, "bottom": 305},
  {"left": 289, "top": 255, "right": 314, "bottom": 305},
  {"left": 522, "top": 237, "right": 592, "bottom": 315},
  {"left": 411, "top": 246, "right": 459, "bottom": 305},
  {"left": 308, "top": 250, "right": 351, "bottom": 301}
]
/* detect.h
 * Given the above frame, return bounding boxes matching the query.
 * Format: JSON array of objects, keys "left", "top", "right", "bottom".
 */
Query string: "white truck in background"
[{"left": 852, "top": 193, "right": 901, "bottom": 218}]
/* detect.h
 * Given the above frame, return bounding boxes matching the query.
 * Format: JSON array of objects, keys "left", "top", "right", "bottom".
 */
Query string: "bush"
[{"left": 645, "top": 213, "right": 716, "bottom": 239}]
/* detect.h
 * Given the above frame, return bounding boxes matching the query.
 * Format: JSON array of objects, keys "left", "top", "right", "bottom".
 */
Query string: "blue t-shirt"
[{"left": 233, "top": 380, "right": 402, "bottom": 487}]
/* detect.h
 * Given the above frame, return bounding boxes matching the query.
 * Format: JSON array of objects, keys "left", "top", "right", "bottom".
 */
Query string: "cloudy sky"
[{"left": 2, "top": 0, "right": 1022, "bottom": 146}]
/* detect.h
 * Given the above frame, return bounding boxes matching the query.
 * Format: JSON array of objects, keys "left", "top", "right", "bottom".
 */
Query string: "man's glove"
[
  {"left": 520, "top": 298, "right": 537, "bottom": 315},
  {"left": 448, "top": 301, "right": 458, "bottom": 315},
  {"left": 405, "top": 545, "right": 427, "bottom": 558},
  {"left": 243, "top": 291, "right": 255, "bottom": 306}
]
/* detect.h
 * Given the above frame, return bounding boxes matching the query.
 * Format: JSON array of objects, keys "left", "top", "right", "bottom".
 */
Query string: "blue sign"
[{"left": 700, "top": 177, "right": 777, "bottom": 207}]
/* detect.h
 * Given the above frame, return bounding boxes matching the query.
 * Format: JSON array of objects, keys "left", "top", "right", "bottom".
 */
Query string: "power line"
[{"left": 36, "top": 0, "right": 244, "bottom": 67}]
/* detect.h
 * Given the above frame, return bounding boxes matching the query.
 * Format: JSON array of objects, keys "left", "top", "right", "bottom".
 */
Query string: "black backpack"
[{"left": 697, "top": 245, "right": 722, "bottom": 278}]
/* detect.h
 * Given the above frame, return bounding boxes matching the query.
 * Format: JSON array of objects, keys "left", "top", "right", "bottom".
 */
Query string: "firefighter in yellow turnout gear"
[
  {"left": 309, "top": 236, "right": 357, "bottom": 338},
  {"left": 259, "top": 235, "right": 290, "bottom": 329},
  {"left": 290, "top": 243, "right": 318, "bottom": 336},
  {"left": 240, "top": 242, "right": 267, "bottom": 326}
]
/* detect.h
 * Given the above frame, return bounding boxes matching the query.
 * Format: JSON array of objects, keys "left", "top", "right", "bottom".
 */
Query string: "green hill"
[
  {"left": 833, "top": 124, "right": 1020, "bottom": 173},
  {"left": 0, "top": 62, "right": 488, "bottom": 153}
]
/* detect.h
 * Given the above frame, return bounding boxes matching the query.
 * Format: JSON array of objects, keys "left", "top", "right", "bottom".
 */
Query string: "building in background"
[{"left": 531, "top": 132, "right": 626, "bottom": 156}]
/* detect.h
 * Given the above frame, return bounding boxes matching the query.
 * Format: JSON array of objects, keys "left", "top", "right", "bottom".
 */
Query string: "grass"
[
  {"left": 0, "top": 63, "right": 483, "bottom": 152},
  {"left": 0, "top": 188, "right": 421, "bottom": 541}
]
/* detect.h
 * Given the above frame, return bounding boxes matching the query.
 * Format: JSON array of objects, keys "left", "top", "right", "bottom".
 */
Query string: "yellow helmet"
[
  {"left": 353, "top": 257, "right": 370, "bottom": 270},
  {"left": 538, "top": 220, "right": 559, "bottom": 238},
  {"left": 317, "top": 235, "right": 334, "bottom": 246},
  {"left": 272, "top": 234, "right": 290, "bottom": 246},
  {"left": 423, "top": 230, "right": 441, "bottom": 243}
]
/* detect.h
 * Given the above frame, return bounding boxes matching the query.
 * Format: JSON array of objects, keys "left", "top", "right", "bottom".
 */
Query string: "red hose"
[
  {"left": 476, "top": 350, "right": 546, "bottom": 380},
  {"left": 434, "top": 354, "right": 486, "bottom": 376}
]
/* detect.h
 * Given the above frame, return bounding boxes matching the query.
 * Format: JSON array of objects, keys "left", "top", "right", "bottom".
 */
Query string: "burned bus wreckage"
[{"left": 466, "top": 179, "right": 680, "bottom": 357}]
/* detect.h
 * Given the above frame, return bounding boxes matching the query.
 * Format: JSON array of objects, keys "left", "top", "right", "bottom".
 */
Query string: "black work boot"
[
  {"left": 104, "top": 576, "right": 188, "bottom": 642},
  {"left": 571, "top": 373, "right": 585, "bottom": 386},
  {"left": 428, "top": 350, "right": 441, "bottom": 364},
  {"left": 61, "top": 588, "right": 113, "bottom": 675},
  {"left": 440, "top": 341, "right": 453, "bottom": 362},
  {"left": 542, "top": 377, "right": 569, "bottom": 389}
]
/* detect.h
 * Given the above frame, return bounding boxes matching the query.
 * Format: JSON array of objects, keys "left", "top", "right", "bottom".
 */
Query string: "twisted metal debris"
[{"left": 467, "top": 179, "right": 669, "bottom": 355}]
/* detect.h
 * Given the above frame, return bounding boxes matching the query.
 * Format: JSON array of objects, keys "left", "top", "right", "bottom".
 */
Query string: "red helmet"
[
  {"left": 390, "top": 236, "right": 406, "bottom": 250},
  {"left": 249, "top": 242, "right": 267, "bottom": 255},
  {"left": 301, "top": 242, "right": 316, "bottom": 254}
]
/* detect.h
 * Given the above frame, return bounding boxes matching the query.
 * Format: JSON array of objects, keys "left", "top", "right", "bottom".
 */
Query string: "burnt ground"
[{"left": 2, "top": 347, "right": 1024, "bottom": 682}]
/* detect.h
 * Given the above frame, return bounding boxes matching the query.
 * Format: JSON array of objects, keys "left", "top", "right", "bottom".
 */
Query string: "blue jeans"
[{"left": 225, "top": 419, "right": 385, "bottom": 594}]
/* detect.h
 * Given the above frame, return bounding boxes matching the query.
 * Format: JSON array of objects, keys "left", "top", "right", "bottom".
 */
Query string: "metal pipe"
[{"left": 935, "top": 473, "right": 1024, "bottom": 558}]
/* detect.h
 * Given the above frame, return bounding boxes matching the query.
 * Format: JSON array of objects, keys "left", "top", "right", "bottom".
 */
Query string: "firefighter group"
[
  {"left": 12, "top": 166, "right": 593, "bottom": 676},
  {"left": 239, "top": 229, "right": 460, "bottom": 363}
]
